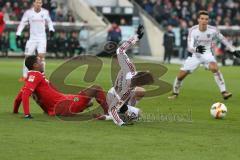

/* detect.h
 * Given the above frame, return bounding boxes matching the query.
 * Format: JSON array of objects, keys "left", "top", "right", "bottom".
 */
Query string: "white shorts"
[
  {"left": 25, "top": 40, "right": 47, "bottom": 56},
  {"left": 181, "top": 54, "right": 217, "bottom": 73}
]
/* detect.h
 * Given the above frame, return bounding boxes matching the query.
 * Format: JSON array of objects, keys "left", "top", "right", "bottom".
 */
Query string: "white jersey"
[
  {"left": 16, "top": 8, "right": 54, "bottom": 41},
  {"left": 188, "top": 25, "right": 235, "bottom": 55},
  {"left": 107, "top": 35, "right": 139, "bottom": 126}
]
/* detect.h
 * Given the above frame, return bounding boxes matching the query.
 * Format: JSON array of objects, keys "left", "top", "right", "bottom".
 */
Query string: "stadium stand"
[
  {"left": 135, "top": 0, "right": 240, "bottom": 64},
  {"left": 0, "top": 0, "right": 239, "bottom": 65}
]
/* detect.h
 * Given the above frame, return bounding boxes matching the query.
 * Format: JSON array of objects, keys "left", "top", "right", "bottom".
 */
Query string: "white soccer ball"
[{"left": 210, "top": 102, "right": 227, "bottom": 119}]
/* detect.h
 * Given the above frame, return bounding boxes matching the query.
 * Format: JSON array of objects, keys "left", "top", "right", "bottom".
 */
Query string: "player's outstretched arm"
[
  {"left": 13, "top": 90, "right": 23, "bottom": 114},
  {"left": 13, "top": 87, "right": 33, "bottom": 119},
  {"left": 215, "top": 29, "right": 236, "bottom": 52},
  {"left": 17, "top": 72, "right": 42, "bottom": 119},
  {"left": 116, "top": 24, "right": 144, "bottom": 73},
  {"left": 16, "top": 11, "right": 29, "bottom": 37},
  {"left": 46, "top": 10, "right": 55, "bottom": 33},
  {"left": 215, "top": 29, "right": 240, "bottom": 58},
  {"left": 22, "top": 88, "right": 33, "bottom": 119}
]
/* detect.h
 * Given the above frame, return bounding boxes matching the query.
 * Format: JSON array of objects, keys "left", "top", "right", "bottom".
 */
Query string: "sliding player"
[
  {"left": 168, "top": 11, "right": 240, "bottom": 100},
  {"left": 16, "top": 0, "right": 55, "bottom": 80},
  {"left": 13, "top": 55, "right": 108, "bottom": 118}
]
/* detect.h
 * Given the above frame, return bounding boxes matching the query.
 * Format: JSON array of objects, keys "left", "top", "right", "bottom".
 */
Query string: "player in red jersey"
[
  {"left": 13, "top": 55, "right": 108, "bottom": 118},
  {"left": 0, "top": 12, "right": 5, "bottom": 35}
]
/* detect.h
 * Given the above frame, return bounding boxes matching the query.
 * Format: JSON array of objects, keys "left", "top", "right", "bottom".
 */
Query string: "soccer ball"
[{"left": 210, "top": 102, "right": 227, "bottom": 119}]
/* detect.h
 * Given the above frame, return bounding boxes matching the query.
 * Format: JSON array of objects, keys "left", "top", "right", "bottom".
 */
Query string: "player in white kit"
[
  {"left": 96, "top": 25, "right": 154, "bottom": 126},
  {"left": 168, "top": 11, "right": 240, "bottom": 100},
  {"left": 16, "top": 0, "right": 55, "bottom": 80}
]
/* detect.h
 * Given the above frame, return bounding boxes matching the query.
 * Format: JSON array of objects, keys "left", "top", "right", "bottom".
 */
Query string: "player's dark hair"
[
  {"left": 131, "top": 71, "right": 154, "bottom": 88},
  {"left": 197, "top": 10, "right": 209, "bottom": 18},
  {"left": 25, "top": 55, "right": 38, "bottom": 70}
]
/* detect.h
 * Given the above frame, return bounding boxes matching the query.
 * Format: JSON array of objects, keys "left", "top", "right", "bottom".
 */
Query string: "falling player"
[
  {"left": 16, "top": 0, "right": 55, "bottom": 81},
  {"left": 168, "top": 11, "right": 240, "bottom": 100},
  {"left": 13, "top": 55, "right": 108, "bottom": 118},
  {"left": 101, "top": 25, "right": 154, "bottom": 126}
]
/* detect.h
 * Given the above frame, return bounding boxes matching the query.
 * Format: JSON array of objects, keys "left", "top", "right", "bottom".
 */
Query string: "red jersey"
[
  {"left": 0, "top": 12, "right": 5, "bottom": 35},
  {"left": 13, "top": 71, "right": 91, "bottom": 116}
]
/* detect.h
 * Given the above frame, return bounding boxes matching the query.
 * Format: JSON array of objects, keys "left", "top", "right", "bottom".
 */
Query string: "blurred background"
[{"left": 0, "top": 0, "right": 239, "bottom": 65}]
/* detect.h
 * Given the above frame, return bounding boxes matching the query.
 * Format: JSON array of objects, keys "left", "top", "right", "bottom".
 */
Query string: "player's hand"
[
  {"left": 136, "top": 24, "right": 144, "bottom": 40},
  {"left": 232, "top": 50, "right": 240, "bottom": 58},
  {"left": 49, "top": 31, "right": 54, "bottom": 37},
  {"left": 196, "top": 45, "right": 206, "bottom": 54},
  {"left": 24, "top": 114, "right": 33, "bottom": 119}
]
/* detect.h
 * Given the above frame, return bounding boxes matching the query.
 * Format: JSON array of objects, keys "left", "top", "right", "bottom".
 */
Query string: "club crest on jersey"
[
  {"left": 73, "top": 97, "right": 79, "bottom": 102},
  {"left": 28, "top": 75, "right": 35, "bottom": 82},
  {"left": 41, "top": 14, "right": 44, "bottom": 18},
  {"left": 207, "top": 34, "right": 211, "bottom": 38}
]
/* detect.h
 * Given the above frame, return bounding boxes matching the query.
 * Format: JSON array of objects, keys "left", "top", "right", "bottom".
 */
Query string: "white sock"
[
  {"left": 173, "top": 77, "right": 182, "bottom": 94},
  {"left": 23, "top": 59, "right": 28, "bottom": 78},
  {"left": 214, "top": 71, "right": 226, "bottom": 92}
]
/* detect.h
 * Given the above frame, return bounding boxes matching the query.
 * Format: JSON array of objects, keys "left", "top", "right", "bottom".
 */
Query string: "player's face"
[
  {"left": 35, "top": 57, "right": 44, "bottom": 72},
  {"left": 198, "top": 15, "right": 209, "bottom": 29},
  {"left": 34, "top": 0, "right": 42, "bottom": 11}
]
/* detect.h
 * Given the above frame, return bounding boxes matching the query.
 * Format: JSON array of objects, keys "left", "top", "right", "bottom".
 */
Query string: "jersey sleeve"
[
  {"left": 45, "top": 10, "right": 55, "bottom": 32},
  {"left": 116, "top": 35, "right": 138, "bottom": 75},
  {"left": 13, "top": 89, "right": 23, "bottom": 113},
  {"left": 21, "top": 72, "right": 43, "bottom": 115},
  {"left": 187, "top": 27, "right": 196, "bottom": 53},
  {"left": 214, "top": 29, "right": 235, "bottom": 52},
  {"left": 16, "top": 11, "right": 29, "bottom": 36},
  {"left": 108, "top": 99, "right": 125, "bottom": 126}
]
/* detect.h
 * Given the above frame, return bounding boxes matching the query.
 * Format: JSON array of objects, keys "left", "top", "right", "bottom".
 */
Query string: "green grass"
[{"left": 0, "top": 58, "right": 240, "bottom": 160}]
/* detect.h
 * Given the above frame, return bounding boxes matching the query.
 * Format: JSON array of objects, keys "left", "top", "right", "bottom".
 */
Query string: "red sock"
[{"left": 96, "top": 90, "right": 108, "bottom": 114}]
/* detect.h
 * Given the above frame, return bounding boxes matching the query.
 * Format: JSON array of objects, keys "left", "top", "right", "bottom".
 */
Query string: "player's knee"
[
  {"left": 209, "top": 63, "right": 218, "bottom": 73},
  {"left": 178, "top": 70, "right": 188, "bottom": 81}
]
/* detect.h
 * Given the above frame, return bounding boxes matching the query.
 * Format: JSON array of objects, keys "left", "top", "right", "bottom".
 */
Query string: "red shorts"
[{"left": 54, "top": 91, "right": 91, "bottom": 116}]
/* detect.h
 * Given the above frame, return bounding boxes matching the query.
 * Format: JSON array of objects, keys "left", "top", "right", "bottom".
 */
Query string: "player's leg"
[
  {"left": 81, "top": 85, "right": 108, "bottom": 114},
  {"left": 208, "top": 62, "right": 232, "bottom": 99},
  {"left": 37, "top": 40, "right": 47, "bottom": 73},
  {"left": 168, "top": 56, "right": 200, "bottom": 99},
  {"left": 168, "top": 70, "right": 188, "bottom": 99},
  {"left": 20, "top": 40, "right": 37, "bottom": 80}
]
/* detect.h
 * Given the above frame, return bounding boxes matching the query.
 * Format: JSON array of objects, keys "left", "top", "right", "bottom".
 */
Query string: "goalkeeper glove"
[
  {"left": 136, "top": 24, "right": 144, "bottom": 40},
  {"left": 196, "top": 45, "right": 206, "bottom": 54}
]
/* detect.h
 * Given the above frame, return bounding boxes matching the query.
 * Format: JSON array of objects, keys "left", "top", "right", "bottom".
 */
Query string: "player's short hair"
[
  {"left": 197, "top": 10, "right": 209, "bottom": 18},
  {"left": 25, "top": 55, "right": 38, "bottom": 70},
  {"left": 131, "top": 71, "right": 154, "bottom": 87}
]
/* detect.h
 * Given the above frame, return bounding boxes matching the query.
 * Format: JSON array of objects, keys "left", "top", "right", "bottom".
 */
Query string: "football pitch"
[{"left": 0, "top": 58, "right": 239, "bottom": 160}]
